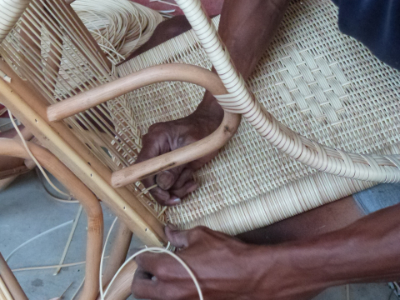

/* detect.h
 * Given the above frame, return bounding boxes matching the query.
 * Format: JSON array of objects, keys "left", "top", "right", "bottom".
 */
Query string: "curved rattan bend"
[
  {"left": 0, "top": 138, "right": 103, "bottom": 300},
  {"left": 175, "top": 0, "right": 400, "bottom": 183},
  {"left": 46, "top": 64, "right": 241, "bottom": 187}
]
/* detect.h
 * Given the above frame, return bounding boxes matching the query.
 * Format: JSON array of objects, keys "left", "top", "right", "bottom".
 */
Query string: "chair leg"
[
  {"left": 102, "top": 221, "right": 133, "bottom": 289},
  {"left": 0, "top": 139, "right": 103, "bottom": 300},
  {"left": 0, "top": 253, "right": 28, "bottom": 300},
  {"left": 0, "top": 126, "right": 34, "bottom": 190},
  {"left": 104, "top": 261, "right": 138, "bottom": 300},
  {"left": 0, "top": 160, "right": 35, "bottom": 191}
]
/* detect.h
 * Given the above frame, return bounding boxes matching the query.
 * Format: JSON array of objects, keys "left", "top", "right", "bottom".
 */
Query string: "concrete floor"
[{"left": 0, "top": 171, "right": 396, "bottom": 299}]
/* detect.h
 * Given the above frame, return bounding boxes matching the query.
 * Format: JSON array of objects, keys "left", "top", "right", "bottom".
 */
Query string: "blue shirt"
[{"left": 332, "top": 0, "right": 400, "bottom": 70}]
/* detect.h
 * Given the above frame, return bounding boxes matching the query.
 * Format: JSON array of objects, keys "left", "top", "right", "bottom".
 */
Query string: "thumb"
[
  {"left": 165, "top": 225, "right": 190, "bottom": 249},
  {"left": 156, "top": 164, "right": 186, "bottom": 190}
]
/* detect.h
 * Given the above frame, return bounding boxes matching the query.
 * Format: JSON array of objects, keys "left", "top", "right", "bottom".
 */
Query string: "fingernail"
[
  {"left": 166, "top": 197, "right": 181, "bottom": 206},
  {"left": 172, "top": 198, "right": 181, "bottom": 203},
  {"left": 167, "top": 198, "right": 181, "bottom": 205}
]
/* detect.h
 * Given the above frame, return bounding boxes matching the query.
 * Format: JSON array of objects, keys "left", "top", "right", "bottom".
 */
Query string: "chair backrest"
[{"left": 0, "top": 0, "right": 163, "bottom": 216}]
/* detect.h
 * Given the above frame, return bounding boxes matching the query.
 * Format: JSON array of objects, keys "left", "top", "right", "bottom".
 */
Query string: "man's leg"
[
  {"left": 238, "top": 184, "right": 400, "bottom": 245},
  {"left": 237, "top": 195, "right": 365, "bottom": 245}
]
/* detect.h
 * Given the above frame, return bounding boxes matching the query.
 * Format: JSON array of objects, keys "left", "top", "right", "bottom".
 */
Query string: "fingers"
[
  {"left": 158, "top": 168, "right": 198, "bottom": 199},
  {"left": 166, "top": 226, "right": 231, "bottom": 250},
  {"left": 132, "top": 270, "right": 189, "bottom": 300},
  {"left": 155, "top": 167, "right": 198, "bottom": 203},
  {"left": 136, "top": 125, "right": 200, "bottom": 205},
  {"left": 170, "top": 181, "right": 198, "bottom": 199},
  {"left": 165, "top": 226, "right": 190, "bottom": 249},
  {"left": 135, "top": 252, "right": 188, "bottom": 281},
  {"left": 147, "top": 184, "right": 182, "bottom": 206},
  {"left": 136, "top": 132, "right": 182, "bottom": 205},
  {"left": 156, "top": 163, "right": 186, "bottom": 190},
  {"left": 171, "top": 168, "right": 194, "bottom": 190},
  {"left": 135, "top": 252, "right": 161, "bottom": 276},
  {"left": 156, "top": 170, "right": 176, "bottom": 190},
  {"left": 132, "top": 268, "right": 159, "bottom": 300},
  {"left": 135, "top": 131, "right": 167, "bottom": 164}
]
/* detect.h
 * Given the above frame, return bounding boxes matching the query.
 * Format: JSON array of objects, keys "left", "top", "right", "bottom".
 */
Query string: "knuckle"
[
  {"left": 141, "top": 132, "right": 155, "bottom": 144},
  {"left": 195, "top": 226, "right": 208, "bottom": 233},
  {"left": 190, "top": 226, "right": 206, "bottom": 239},
  {"left": 148, "top": 122, "right": 164, "bottom": 133}
]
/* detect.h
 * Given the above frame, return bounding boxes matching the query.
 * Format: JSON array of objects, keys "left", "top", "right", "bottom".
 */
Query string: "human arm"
[
  {"left": 136, "top": 0, "right": 291, "bottom": 205},
  {"left": 132, "top": 203, "right": 400, "bottom": 300}
]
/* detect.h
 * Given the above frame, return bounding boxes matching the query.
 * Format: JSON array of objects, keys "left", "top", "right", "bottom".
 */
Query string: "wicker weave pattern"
[
  {"left": 118, "top": 0, "right": 400, "bottom": 227},
  {"left": 276, "top": 43, "right": 349, "bottom": 125},
  {"left": 179, "top": 0, "right": 400, "bottom": 183}
]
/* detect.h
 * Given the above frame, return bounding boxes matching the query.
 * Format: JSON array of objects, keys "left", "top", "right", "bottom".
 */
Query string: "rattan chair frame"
[{"left": 1, "top": 0, "right": 400, "bottom": 298}]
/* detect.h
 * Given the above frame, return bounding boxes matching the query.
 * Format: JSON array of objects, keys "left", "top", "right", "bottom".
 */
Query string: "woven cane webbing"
[
  {"left": 187, "top": 172, "right": 377, "bottom": 235},
  {"left": 0, "top": 0, "right": 167, "bottom": 218},
  {"left": 118, "top": 0, "right": 400, "bottom": 230}
]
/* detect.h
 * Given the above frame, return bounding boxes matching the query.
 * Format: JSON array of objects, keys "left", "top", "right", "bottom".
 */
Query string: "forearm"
[
  {"left": 268, "top": 203, "right": 400, "bottom": 293},
  {"left": 197, "top": 0, "right": 290, "bottom": 116}
]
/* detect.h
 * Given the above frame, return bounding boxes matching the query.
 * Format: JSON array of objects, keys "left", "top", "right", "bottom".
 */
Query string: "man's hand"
[
  {"left": 134, "top": 0, "right": 291, "bottom": 206},
  {"left": 135, "top": 98, "right": 223, "bottom": 206},
  {"left": 131, "top": 226, "right": 321, "bottom": 300},
  {"left": 132, "top": 203, "right": 400, "bottom": 299}
]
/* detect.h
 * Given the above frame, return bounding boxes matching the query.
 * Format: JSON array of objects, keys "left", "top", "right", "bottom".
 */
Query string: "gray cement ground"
[{"left": 0, "top": 171, "right": 396, "bottom": 299}]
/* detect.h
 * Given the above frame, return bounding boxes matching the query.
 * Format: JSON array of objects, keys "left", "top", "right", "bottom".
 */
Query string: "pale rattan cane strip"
[
  {"left": 189, "top": 142, "right": 400, "bottom": 235},
  {"left": 0, "top": 0, "right": 165, "bottom": 218},
  {"left": 118, "top": 0, "right": 400, "bottom": 227},
  {"left": 178, "top": 0, "right": 400, "bottom": 182},
  {"left": 185, "top": 171, "right": 378, "bottom": 235}
]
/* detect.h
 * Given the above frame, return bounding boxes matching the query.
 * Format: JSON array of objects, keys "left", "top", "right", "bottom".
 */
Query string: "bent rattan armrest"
[{"left": 47, "top": 64, "right": 241, "bottom": 187}]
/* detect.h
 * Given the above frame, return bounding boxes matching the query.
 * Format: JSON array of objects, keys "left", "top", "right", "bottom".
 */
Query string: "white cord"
[
  {"left": 103, "top": 247, "right": 203, "bottom": 300},
  {"left": 72, "top": 0, "right": 164, "bottom": 63},
  {"left": 35, "top": 168, "right": 79, "bottom": 204},
  {"left": 54, "top": 205, "right": 83, "bottom": 275},
  {"left": 8, "top": 110, "right": 72, "bottom": 199},
  {"left": 98, "top": 217, "right": 203, "bottom": 300},
  {"left": 5, "top": 220, "right": 73, "bottom": 262},
  {"left": 99, "top": 217, "right": 118, "bottom": 299}
]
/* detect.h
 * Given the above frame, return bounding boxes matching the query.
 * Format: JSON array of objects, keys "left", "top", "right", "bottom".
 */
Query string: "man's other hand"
[{"left": 131, "top": 226, "right": 321, "bottom": 300}]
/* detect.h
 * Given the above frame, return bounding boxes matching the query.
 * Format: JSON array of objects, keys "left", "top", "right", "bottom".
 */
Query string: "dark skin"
[
  {"left": 135, "top": 0, "right": 289, "bottom": 206},
  {"left": 132, "top": 0, "right": 400, "bottom": 299},
  {"left": 133, "top": 203, "right": 400, "bottom": 300}
]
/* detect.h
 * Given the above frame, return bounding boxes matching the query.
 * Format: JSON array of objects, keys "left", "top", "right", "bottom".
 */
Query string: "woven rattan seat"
[
  {"left": 116, "top": 0, "right": 400, "bottom": 234},
  {"left": 1, "top": 0, "right": 399, "bottom": 297}
]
